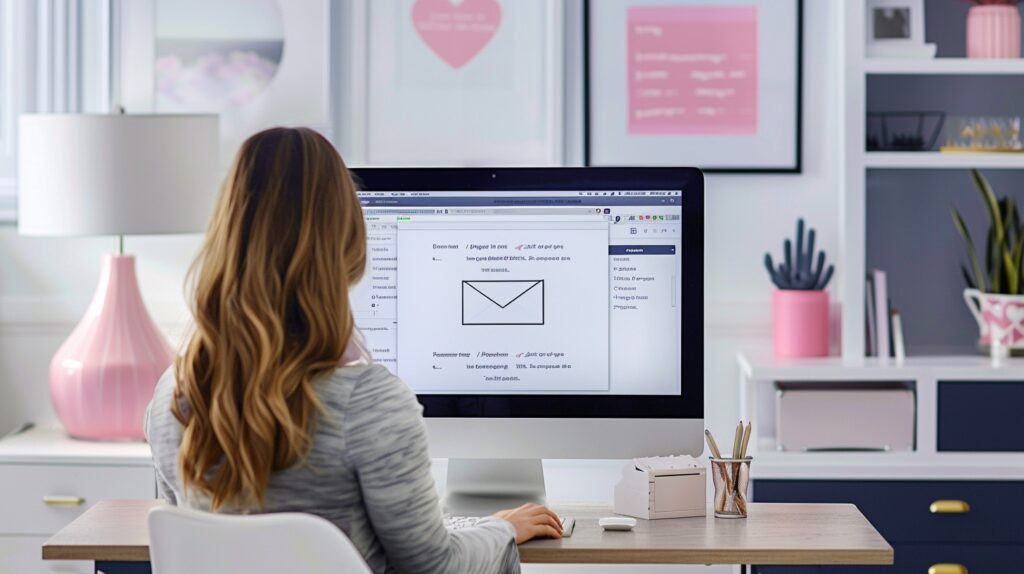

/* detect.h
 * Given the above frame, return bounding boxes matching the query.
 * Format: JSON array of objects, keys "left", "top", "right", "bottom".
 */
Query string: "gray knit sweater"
[{"left": 144, "top": 364, "right": 520, "bottom": 574}]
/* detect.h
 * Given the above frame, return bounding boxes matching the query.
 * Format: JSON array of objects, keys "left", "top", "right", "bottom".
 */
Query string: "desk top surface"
[{"left": 43, "top": 500, "right": 893, "bottom": 565}]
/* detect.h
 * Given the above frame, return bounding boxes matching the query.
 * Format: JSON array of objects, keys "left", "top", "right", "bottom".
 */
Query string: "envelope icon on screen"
[{"left": 462, "top": 280, "right": 545, "bottom": 326}]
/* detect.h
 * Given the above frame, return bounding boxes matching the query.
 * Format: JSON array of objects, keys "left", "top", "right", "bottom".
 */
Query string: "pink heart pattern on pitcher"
[
  {"left": 412, "top": 0, "right": 502, "bottom": 69},
  {"left": 977, "top": 294, "right": 1024, "bottom": 347}
]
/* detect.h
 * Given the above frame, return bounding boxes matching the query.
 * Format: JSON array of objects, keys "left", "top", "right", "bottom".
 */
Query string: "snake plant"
[
  {"left": 764, "top": 218, "right": 834, "bottom": 290},
  {"left": 952, "top": 169, "right": 1024, "bottom": 295}
]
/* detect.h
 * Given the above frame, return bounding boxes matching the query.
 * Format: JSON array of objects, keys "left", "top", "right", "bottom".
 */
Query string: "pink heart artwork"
[{"left": 412, "top": 0, "right": 502, "bottom": 69}]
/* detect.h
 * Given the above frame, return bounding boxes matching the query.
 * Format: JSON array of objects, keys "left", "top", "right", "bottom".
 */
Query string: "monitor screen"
[
  {"left": 351, "top": 168, "right": 702, "bottom": 419},
  {"left": 351, "top": 190, "right": 681, "bottom": 396}
]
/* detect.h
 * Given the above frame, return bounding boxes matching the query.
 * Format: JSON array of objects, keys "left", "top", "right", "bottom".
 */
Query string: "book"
[
  {"left": 892, "top": 309, "right": 906, "bottom": 364},
  {"left": 873, "top": 270, "right": 890, "bottom": 359},
  {"left": 865, "top": 274, "right": 877, "bottom": 357}
]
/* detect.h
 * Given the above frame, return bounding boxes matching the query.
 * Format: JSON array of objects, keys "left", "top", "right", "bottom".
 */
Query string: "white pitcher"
[{"left": 963, "top": 288, "right": 1024, "bottom": 352}]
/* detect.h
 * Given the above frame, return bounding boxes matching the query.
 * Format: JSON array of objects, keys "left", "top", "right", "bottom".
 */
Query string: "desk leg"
[{"left": 96, "top": 561, "right": 152, "bottom": 574}]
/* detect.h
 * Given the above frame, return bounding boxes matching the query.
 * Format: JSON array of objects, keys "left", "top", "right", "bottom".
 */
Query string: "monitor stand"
[{"left": 443, "top": 458, "right": 546, "bottom": 516}]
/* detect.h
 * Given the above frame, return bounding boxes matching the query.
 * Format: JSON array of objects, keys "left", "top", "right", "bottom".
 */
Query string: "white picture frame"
[
  {"left": 362, "top": 0, "right": 564, "bottom": 166},
  {"left": 118, "top": 0, "right": 332, "bottom": 166},
  {"left": 865, "top": 0, "right": 936, "bottom": 59},
  {"left": 586, "top": 0, "right": 801, "bottom": 172}
]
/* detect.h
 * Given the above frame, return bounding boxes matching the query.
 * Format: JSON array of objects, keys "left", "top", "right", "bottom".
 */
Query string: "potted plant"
[
  {"left": 966, "top": 0, "right": 1022, "bottom": 59},
  {"left": 952, "top": 169, "right": 1024, "bottom": 355},
  {"left": 764, "top": 219, "right": 835, "bottom": 358}
]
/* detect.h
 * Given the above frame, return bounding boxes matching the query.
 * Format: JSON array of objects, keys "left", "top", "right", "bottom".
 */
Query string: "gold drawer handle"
[
  {"left": 929, "top": 564, "right": 967, "bottom": 574},
  {"left": 929, "top": 500, "right": 970, "bottom": 514},
  {"left": 42, "top": 495, "right": 85, "bottom": 507}
]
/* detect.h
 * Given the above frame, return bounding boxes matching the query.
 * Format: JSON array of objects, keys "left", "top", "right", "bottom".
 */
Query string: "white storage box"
[
  {"left": 776, "top": 383, "right": 915, "bottom": 452},
  {"left": 613, "top": 457, "right": 706, "bottom": 519}
]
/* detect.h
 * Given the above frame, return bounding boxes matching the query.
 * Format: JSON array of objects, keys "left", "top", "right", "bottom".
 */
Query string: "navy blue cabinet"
[
  {"left": 754, "top": 480, "right": 1024, "bottom": 544},
  {"left": 754, "top": 480, "right": 1024, "bottom": 572},
  {"left": 755, "top": 544, "right": 1023, "bottom": 573},
  {"left": 938, "top": 382, "right": 1024, "bottom": 451}
]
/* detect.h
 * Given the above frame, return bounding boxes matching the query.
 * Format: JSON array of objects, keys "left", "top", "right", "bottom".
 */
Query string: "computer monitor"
[{"left": 350, "top": 168, "right": 703, "bottom": 512}]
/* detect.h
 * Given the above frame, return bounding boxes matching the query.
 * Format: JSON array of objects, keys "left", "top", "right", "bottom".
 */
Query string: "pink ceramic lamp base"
[{"left": 50, "top": 254, "right": 173, "bottom": 441}]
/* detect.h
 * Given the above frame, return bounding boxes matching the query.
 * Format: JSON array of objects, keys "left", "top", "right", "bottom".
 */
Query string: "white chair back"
[{"left": 148, "top": 505, "right": 372, "bottom": 574}]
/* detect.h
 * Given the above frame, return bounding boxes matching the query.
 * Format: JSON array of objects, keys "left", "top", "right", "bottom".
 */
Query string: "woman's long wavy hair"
[{"left": 172, "top": 127, "right": 366, "bottom": 511}]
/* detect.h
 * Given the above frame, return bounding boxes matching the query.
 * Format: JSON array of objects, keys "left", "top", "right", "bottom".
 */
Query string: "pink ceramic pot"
[
  {"left": 967, "top": 4, "right": 1021, "bottom": 59},
  {"left": 772, "top": 289, "right": 829, "bottom": 359},
  {"left": 49, "top": 255, "right": 173, "bottom": 440}
]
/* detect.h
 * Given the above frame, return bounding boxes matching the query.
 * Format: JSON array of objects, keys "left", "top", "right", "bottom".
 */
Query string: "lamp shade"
[{"left": 17, "top": 114, "right": 220, "bottom": 236}]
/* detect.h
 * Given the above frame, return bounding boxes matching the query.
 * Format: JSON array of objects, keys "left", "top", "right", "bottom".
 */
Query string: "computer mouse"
[{"left": 598, "top": 516, "right": 637, "bottom": 531}]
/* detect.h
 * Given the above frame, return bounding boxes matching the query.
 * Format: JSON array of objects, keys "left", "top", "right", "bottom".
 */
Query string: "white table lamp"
[{"left": 18, "top": 114, "right": 219, "bottom": 440}]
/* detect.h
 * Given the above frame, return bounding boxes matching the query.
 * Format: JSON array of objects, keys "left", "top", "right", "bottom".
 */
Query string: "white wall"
[{"left": 0, "top": 1, "right": 840, "bottom": 571}]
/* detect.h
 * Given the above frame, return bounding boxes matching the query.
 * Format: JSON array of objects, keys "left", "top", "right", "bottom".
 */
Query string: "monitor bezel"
[{"left": 351, "top": 167, "right": 703, "bottom": 420}]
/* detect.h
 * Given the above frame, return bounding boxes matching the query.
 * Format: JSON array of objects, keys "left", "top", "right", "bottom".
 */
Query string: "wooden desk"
[{"left": 44, "top": 500, "right": 893, "bottom": 572}]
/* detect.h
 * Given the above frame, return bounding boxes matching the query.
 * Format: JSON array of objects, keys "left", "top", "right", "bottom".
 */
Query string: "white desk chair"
[{"left": 148, "top": 506, "right": 372, "bottom": 574}]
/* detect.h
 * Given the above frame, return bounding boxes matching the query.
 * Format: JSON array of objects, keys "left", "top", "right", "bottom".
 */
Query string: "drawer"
[
  {"left": 0, "top": 464, "right": 154, "bottom": 536},
  {"left": 882, "top": 544, "right": 1024, "bottom": 574},
  {"left": 753, "top": 480, "right": 1024, "bottom": 544},
  {"left": 938, "top": 381, "right": 1024, "bottom": 451},
  {"left": 756, "top": 543, "right": 1024, "bottom": 574},
  {"left": 0, "top": 535, "right": 91, "bottom": 574}
]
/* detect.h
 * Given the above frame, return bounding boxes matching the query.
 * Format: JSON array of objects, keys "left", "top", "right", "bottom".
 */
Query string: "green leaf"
[
  {"left": 952, "top": 207, "right": 987, "bottom": 292},
  {"left": 961, "top": 265, "right": 977, "bottom": 290},
  {"left": 972, "top": 169, "right": 1007, "bottom": 246},
  {"left": 1012, "top": 233, "right": 1024, "bottom": 295},
  {"left": 987, "top": 225, "right": 1000, "bottom": 292}
]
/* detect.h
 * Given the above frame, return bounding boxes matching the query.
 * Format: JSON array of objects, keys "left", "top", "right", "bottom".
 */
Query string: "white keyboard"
[{"left": 444, "top": 515, "right": 575, "bottom": 537}]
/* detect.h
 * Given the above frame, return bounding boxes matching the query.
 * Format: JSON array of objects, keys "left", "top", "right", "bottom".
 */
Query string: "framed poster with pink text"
[
  {"left": 587, "top": 0, "right": 801, "bottom": 172},
  {"left": 366, "top": 0, "right": 563, "bottom": 166}
]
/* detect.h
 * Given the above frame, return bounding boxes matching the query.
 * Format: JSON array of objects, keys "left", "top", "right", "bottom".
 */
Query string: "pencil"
[
  {"left": 732, "top": 421, "right": 743, "bottom": 459},
  {"left": 705, "top": 429, "right": 723, "bottom": 459}
]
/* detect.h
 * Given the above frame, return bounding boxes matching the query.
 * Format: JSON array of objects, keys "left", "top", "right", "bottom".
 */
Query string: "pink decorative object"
[
  {"left": 412, "top": 0, "right": 502, "bottom": 69},
  {"left": 967, "top": 4, "right": 1021, "bottom": 59},
  {"left": 627, "top": 6, "right": 758, "bottom": 136},
  {"left": 50, "top": 255, "right": 173, "bottom": 440},
  {"left": 772, "top": 289, "right": 829, "bottom": 359},
  {"left": 963, "top": 288, "right": 1024, "bottom": 351}
]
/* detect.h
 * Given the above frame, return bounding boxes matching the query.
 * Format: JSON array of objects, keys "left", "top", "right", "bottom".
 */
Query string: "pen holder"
[{"left": 709, "top": 457, "right": 752, "bottom": 518}]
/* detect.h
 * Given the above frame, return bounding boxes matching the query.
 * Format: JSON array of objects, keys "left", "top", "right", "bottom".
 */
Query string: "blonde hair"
[{"left": 173, "top": 127, "right": 366, "bottom": 511}]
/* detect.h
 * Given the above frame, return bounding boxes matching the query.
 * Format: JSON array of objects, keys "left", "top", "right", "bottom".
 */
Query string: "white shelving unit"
[
  {"left": 840, "top": 1, "right": 1024, "bottom": 357},
  {"left": 738, "top": 352, "right": 1024, "bottom": 480}
]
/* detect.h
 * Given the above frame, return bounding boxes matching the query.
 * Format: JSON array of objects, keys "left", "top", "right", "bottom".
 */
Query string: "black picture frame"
[{"left": 584, "top": 0, "right": 803, "bottom": 174}]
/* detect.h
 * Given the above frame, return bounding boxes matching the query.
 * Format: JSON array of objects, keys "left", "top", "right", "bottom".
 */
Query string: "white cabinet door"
[
  {"left": 0, "top": 464, "right": 155, "bottom": 536},
  {"left": 0, "top": 535, "right": 91, "bottom": 574}
]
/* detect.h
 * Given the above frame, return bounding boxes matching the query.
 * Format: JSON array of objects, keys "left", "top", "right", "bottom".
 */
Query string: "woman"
[{"left": 145, "top": 127, "right": 562, "bottom": 573}]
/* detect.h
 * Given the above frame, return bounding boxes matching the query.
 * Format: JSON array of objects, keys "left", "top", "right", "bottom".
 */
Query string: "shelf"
[
  {"left": 751, "top": 451, "right": 1024, "bottom": 480},
  {"left": 864, "top": 58, "right": 1024, "bottom": 75},
  {"left": 0, "top": 426, "right": 152, "bottom": 465},
  {"left": 864, "top": 151, "right": 1024, "bottom": 169},
  {"left": 738, "top": 352, "right": 1024, "bottom": 382}
]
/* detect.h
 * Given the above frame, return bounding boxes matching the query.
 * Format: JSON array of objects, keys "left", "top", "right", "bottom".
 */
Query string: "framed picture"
[
  {"left": 865, "top": 0, "right": 935, "bottom": 59},
  {"left": 586, "top": 0, "right": 802, "bottom": 173},
  {"left": 363, "top": 0, "right": 563, "bottom": 166},
  {"left": 118, "top": 0, "right": 331, "bottom": 165}
]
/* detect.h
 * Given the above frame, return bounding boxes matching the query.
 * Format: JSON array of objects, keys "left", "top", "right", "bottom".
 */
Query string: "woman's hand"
[{"left": 493, "top": 503, "right": 563, "bottom": 544}]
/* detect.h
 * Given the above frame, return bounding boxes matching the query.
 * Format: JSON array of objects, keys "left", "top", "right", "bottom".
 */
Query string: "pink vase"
[
  {"left": 50, "top": 255, "right": 173, "bottom": 441},
  {"left": 772, "top": 290, "right": 830, "bottom": 359},
  {"left": 967, "top": 5, "right": 1021, "bottom": 59}
]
